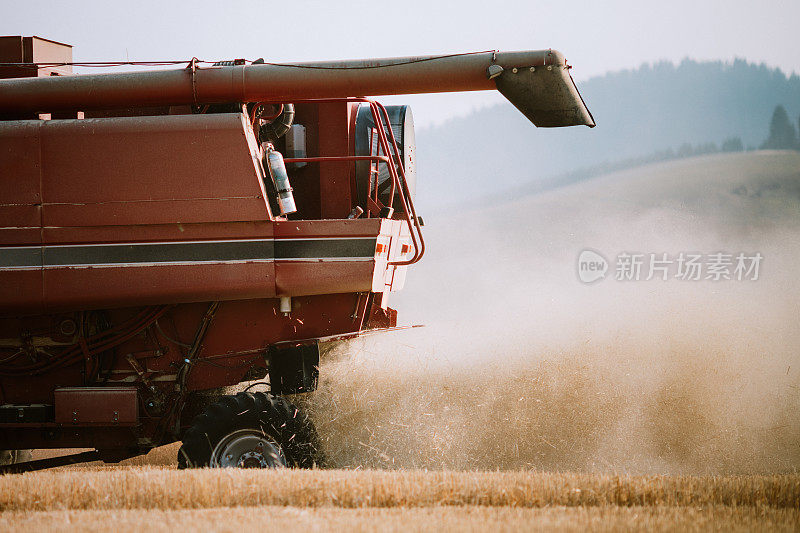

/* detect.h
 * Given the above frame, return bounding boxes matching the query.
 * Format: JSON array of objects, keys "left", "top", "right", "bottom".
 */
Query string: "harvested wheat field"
[
  {"left": 3, "top": 504, "right": 798, "bottom": 533},
  {"left": 0, "top": 468, "right": 798, "bottom": 532}
]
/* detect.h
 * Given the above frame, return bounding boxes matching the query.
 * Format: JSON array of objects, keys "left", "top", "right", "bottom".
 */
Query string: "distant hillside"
[{"left": 415, "top": 59, "right": 800, "bottom": 210}]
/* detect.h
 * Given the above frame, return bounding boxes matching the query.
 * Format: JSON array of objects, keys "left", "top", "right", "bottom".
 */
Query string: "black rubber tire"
[
  {"left": 0, "top": 449, "right": 32, "bottom": 465},
  {"left": 177, "top": 391, "right": 321, "bottom": 469}
]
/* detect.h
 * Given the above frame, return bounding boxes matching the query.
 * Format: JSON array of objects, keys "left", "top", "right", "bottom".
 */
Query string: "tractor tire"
[
  {"left": 0, "top": 449, "right": 32, "bottom": 465},
  {"left": 177, "top": 391, "right": 321, "bottom": 469}
]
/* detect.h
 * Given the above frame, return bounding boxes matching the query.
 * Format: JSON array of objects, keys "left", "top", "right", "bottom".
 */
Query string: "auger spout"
[{"left": 0, "top": 49, "right": 594, "bottom": 127}]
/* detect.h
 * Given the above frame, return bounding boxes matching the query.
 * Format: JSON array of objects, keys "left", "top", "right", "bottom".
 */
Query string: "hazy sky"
[{"left": 3, "top": 0, "right": 798, "bottom": 126}]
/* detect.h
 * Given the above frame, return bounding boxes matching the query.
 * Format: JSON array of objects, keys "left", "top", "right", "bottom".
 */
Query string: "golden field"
[
  {"left": 3, "top": 469, "right": 799, "bottom": 510},
  {"left": 2, "top": 505, "right": 799, "bottom": 533},
  {"left": 0, "top": 468, "right": 798, "bottom": 532}
]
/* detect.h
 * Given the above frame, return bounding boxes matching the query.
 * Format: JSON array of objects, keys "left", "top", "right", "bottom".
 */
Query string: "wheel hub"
[
  {"left": 209, "top": 429, "right": 286, "bottom": 468},
  {"left": 237, "top": 450, "right": 268, "bottom": 468}
]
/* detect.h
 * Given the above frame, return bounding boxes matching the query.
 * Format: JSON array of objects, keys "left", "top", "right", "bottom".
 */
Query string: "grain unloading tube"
[{"left": 0, "top": 49, "right": 595, "bottom": 128}]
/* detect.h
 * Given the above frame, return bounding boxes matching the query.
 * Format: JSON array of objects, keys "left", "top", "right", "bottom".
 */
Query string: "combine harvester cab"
[{"left": 0, "top": 36, "right": 593, "bottom": 470}]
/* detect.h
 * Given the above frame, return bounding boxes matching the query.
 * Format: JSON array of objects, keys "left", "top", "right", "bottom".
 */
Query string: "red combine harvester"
[{"left": 0, "top": 36, "right": 593, "bottom": 471}]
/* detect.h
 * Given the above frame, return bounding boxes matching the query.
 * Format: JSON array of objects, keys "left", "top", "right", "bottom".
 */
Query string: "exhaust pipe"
[{"left": 0, "top": 49, "right": 594, "bottom": 128}]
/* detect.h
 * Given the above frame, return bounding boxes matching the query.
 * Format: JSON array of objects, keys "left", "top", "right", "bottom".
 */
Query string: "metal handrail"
[
  {"left": 372, "top": 100, "right": 425, "bottom": 266},
  {"left": 283, "top": 155, "right": 390, "bottom": 164}
]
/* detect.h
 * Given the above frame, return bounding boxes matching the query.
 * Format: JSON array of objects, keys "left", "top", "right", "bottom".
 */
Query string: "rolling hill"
[{"left": 414, "top": 59, "right": 800, "bottom": 210}]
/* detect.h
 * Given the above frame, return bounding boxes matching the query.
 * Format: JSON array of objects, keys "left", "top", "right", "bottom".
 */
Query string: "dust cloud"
[{"left": 298, "top": 152, "right": 800, "bottom": 474}]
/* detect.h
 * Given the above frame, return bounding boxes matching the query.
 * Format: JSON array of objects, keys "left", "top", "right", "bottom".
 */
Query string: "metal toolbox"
[{"left": 54, "top": 387, "right": 138, "bottom": 425}]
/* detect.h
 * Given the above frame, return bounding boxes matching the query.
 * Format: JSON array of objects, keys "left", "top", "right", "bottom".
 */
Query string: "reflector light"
[
  {"left": 376, "top": 243, "right": 386, "bottom": 254},
  {"left": 400, "top": 244, "right": 410, "bottom": 254}
]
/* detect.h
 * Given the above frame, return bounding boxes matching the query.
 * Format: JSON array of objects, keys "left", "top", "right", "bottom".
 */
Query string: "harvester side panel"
[
  {"left": 0, "top": 112, "right": 276, "bottom": 314},
  {"left": 36, "top": 113, "right": 271, "bottom": 227}
]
